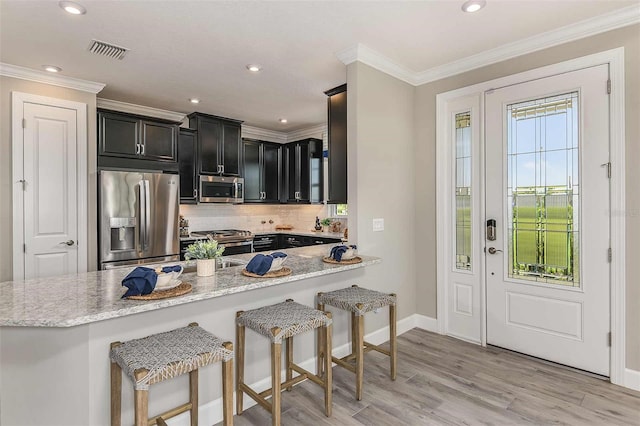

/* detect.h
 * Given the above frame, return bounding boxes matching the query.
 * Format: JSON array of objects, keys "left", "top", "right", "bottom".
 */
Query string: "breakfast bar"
[{"left": 0, "top": 245, "right": 381, "bottom": 425}]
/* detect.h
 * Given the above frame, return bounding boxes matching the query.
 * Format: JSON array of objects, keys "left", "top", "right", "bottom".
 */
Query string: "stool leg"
[
  {"left": 236, "top": 311, "right": 245, "bottom": 415},
  {"left": 110, "top": 342, "right": 122, "bottom": 426},
  {"left": 355, "top": 315, "right": 364, "bottom": 401},
  {"left": 222, "top": 342, "right": 234, "bottom": 426},
  {"left": 189, "top": 369, "right": 198, "bottom": 426},
  {"left": 351, "top": 312, "right": 357, "bottom": 358},
  {"left": 271, "top": 341, "right": 282, "bottom": 426},
  {"left": 133, "top": 369, "right": 149, "bottom": 426},
  {"left": 389, "top": 299, "right": 397, "bottom": 381},
  {"left": 285, "top": 336, "right": 293, "bottom": 391},
  {"left": 324, "top": 312, "right": 333, "bottom": 417},
  {"left": 316, "top": 297, "right": 325, "bottom": 378}
]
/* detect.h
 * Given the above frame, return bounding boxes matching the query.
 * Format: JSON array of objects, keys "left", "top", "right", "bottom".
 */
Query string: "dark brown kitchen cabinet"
[
  {"left": 188, "top": 112, "right": 243, "bottom": 177},
  {"left": 325, "top": 84, "right": 347, "bottom": 204},
  {"left": 98, "top": 109, "right": 179, "bottom": 171},
  {"left": 178, "top": 128, "right": 197, "bottom": 204},
  {"left": 243, "top": 139, "right": 282, "bottom": 203},
  {"left": 283, "top": 138, "right": 323, "bottom": 204}
]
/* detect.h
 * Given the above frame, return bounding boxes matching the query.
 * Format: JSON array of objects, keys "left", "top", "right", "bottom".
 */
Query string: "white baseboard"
[
  {"left": 624, "top": 368, "right": 640, "bottom": 391},
  {"left": 166, "top": 314, "right": 434, "bottom": 425}
]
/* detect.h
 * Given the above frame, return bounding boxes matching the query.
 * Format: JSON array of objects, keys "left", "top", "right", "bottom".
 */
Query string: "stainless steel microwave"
[{"left": 199, "top": 175, "right": 244, "bottom": 203}]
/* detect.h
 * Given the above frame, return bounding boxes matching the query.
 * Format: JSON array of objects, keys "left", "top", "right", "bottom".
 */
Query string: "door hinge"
[
  {"left": 608, "top": 247, "right": 612, "bottom": 262},
  {"left": 607, "top": 332, "right": 612, "bottom": 347},
  {"left": 23, "top": 244, "right": 26, "bottom": 253},
  {"left": 606, "top": 79, "right": 611, "bottom": 94},
  {"left": 22, "top": 118, "right": 26, "bottom": 129},
  {"left": 18, "top": 179, "right": 26, "bottom": 191}
]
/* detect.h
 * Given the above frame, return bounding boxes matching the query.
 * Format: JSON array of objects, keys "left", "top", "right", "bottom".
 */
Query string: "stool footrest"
[
  {"left": 290, "top": 364, "right": 324, "bottom": 387},
  {"left": 332, "top": 356, "right": 356, "bottom": 373},
  {"left": 259, "top": 373, "right": 308, "bottom": 398},
  {"left": 148, "top": 402, "right": 191, "bottom": 425},
  {"left": 239, "top": 383, "right": 273, "bottom": 413},
  {"left": 364, "top": 341, "right": 391, "bottom": 356}
]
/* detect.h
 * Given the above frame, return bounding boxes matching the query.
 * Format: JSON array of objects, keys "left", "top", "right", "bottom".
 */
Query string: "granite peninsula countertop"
[{"left": 0, "top": 245, "right": 379, "bottom": 328}]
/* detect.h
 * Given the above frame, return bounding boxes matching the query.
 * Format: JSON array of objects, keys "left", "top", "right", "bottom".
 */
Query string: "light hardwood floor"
[{"left": 224, "top": 328, "right": 640, "bottom": 425}]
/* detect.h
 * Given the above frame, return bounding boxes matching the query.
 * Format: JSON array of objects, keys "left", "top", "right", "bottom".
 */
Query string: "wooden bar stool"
[
  {"left": 109, "top": 322, "right": 234, "bottom": 426},
  {"left": 317, "top": 285, "right": 397, "bottom": 400},
  {"left": 235, "top": 299, "right": 333, "bottom": 426}
]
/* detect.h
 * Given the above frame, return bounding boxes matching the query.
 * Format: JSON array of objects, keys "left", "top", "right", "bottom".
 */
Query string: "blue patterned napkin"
[
  {"left": 121, "top": 267, "right": 157, "bottom": 298},
  {"left": 246, "top": 252, "right": 287, "bottom": 275},
  {"left": 329, "top": 245, "right": 357, "bottom": 262}
]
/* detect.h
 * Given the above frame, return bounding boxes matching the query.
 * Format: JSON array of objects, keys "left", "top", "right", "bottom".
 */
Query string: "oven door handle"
[{"left": 220, "top": 240, "right": 253, "bottom": 247}]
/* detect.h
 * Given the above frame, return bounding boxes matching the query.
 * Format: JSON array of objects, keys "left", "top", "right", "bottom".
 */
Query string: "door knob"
[
  {"left": 59, "top": 240, "right": 75, "bottom": 246},
  {"left": 487, "top": 247, "right": 502, "bottom": 254}
]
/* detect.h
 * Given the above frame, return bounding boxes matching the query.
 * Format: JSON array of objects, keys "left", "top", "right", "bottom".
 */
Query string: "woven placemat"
[
  {"left": 322, "top": 256, "right": 362, "bottom": 265},
  {"left": 126, "top": 282, "right": 192, "bottom": 300},
  {"left": 241, "top": 267, "right": 292, "bottom": 278}
]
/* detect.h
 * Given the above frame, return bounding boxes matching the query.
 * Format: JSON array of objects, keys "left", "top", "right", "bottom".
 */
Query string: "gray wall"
[
  {"left": 0, "top": 76, "right": 98, "bottom": 281},
  {"left": 413, "top": 24, "right": 640, "bottom": 369},
  {"left": 347, "top": 61, "right": 417, "bottom": 323}
]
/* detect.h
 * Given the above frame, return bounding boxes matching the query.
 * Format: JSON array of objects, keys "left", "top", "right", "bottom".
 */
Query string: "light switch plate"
[{"left": 372, "top": 218, "right": 384, "bottom": 232}]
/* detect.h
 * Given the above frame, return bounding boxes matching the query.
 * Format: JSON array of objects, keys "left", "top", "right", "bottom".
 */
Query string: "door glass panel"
[
  {"left": 507, "top": 92, "right": 579, "bottom": 287},
  {"left": 455, "top": 112, "right": 472, "bottom": 271}
]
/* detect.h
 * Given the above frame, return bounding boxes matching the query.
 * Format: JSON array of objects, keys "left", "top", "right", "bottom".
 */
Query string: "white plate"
[{"left": 155, "top": 278, "right": 182, "bottom": 291}]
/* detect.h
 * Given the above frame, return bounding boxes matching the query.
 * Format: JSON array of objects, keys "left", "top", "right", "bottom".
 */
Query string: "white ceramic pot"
[{"left": 196, "top": 258, "right": 216, "bottom": 277}]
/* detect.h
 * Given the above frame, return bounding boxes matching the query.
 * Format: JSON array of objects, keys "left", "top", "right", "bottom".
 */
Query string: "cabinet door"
[
  {"left": 309, "top": 139, "right": 323, "bottom": 204},
  {"left": 198, "top": 118, "right": 222, "bottom": 174},
  {"left": 178, "top": 129, "right": 197, "bottom": 204},
  {"left": 284, "top": 144, "right": 298, "bottom": 202},
  {"left": 222, "top": 122, "right": 241, "bottom": 176},
  {"left": 242, "top": 140, "right": 262, "bottom": 202},
  {"left": 327, "top": 88, "right": 347, "bottom": 203},
  {"left": 99, "top": 112, "right": 139, "bottom": 158},
  {"left": 297, "top": 142, "right": 311, "bottom": 203},
  {"left": 262, "top": 143, "right": 281, "bottom": 203},
  {"left": 141, "top": 120, "right": 177, "bottom": 161}
]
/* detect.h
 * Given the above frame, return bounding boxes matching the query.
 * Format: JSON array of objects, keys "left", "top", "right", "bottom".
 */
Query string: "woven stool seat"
[
  {"left": 317, "top": 286, "right": 397, "bottom": 316},
  {"left": 110, "top": 325, "right": 233, "bottom": 391},
  {"left": 236, "top": 300, "right": 332, "bottom": 343}
]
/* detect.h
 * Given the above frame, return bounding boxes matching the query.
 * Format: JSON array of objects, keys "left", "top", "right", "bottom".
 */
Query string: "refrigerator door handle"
[
  {"left": 138, "top": 181, "right": 145, "bottom": 251},
  {"left": 143, "top": 180, "right": 151, "bottom": 251}
]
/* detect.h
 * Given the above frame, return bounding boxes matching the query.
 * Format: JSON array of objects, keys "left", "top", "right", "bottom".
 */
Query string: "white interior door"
[
  {"left": 21, "top": 102, "right": 79, "bottom": 279},
  {"left": 485, "top": 65, "right": 610, "bottom": 376}
]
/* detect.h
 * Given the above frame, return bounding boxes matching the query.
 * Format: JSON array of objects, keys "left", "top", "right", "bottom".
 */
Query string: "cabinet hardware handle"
[
  {"left": 135, "top": 143, "right": 140, "bottom": 155},
  {"left": 141, "top": 144, "right": 145, "bottom": 155},
  {"left": 193, "top": 189, "right": 198, "bottom": 198},
  {"left": 221, "top": 165, "right": 225, "bottom": 174}
]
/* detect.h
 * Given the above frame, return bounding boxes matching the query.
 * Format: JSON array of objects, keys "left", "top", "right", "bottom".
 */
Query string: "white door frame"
[
  {"left": 436, "top": 48, "right": 626, "bottom": 386},
  {"left": 12, "top": 91, "right": 88, "bottom": 280}
]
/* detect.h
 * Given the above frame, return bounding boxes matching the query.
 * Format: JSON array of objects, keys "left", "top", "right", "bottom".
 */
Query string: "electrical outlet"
[{"left": 373, "top": 218, "right": 384, "bottom": 232}]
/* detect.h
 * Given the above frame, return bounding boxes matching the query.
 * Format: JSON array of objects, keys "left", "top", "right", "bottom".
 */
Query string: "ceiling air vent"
[{"left": 88, "top": 39, "right": 129, "bottom": 60}]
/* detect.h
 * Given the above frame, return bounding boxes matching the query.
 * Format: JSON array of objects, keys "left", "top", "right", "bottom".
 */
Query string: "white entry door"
[
  {"left": 485, "top": 65, "right": 610, "bottom": 376},
  {"left": 15, "top": 98, "right": 82, "bottom": 279}
]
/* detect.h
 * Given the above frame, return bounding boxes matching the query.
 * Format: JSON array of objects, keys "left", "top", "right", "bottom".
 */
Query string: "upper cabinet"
[
  {"left": 243, "top": 139, "right": 281, "bottom": 203},
  {"left": 98, "top": 109, "right": 179, "bottom": 171},
  {"left": 325, "top": 84, "right": 347, "bottom": 204},
  {"left": 283, "top": 138, "right": 323, "bottom": 204},
  {"left": 178, "top": 128, "right": 198, "bottom": 204},
  {"left": 188, "top": 112, "right": 243, "bottom": 177}
]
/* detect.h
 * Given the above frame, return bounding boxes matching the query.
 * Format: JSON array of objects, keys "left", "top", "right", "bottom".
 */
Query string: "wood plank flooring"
[{"left": 224, "top": 328, "right": 640, "bottom": 425}]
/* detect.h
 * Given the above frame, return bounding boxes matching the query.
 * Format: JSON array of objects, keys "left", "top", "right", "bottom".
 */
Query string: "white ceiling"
[{"left": 0, "top": 0, "right": 636, "bottom": 131}]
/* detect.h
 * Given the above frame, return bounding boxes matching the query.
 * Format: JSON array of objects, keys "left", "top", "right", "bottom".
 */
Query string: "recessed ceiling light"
[
  {"left": 279, "top": 118, "right": 288, "bottom": 124},
  {"left": 189, "top": 98, "right": 200, "bottom": 104},
  {"left": 42, "top": 65, "right": 62, "bottom": 73},
  {"left": 59, "top": 1, "right": 86, "bottom": 15},
  {"left": 461, "top": 0, "right": 486, "bottom": 12},
  {"left": 246, "top": 64, "right": 262, "bottom": 73}
]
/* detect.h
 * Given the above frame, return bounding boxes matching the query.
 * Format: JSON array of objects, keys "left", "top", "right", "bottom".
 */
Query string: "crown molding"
[
  {"left": 336, "top": 43, "right": 418, "bottom": 86},
  {"left": 286, "top": 124, "right": 327, "bottom": 141},
  {"left": 337, "top": 5, "right": 640, "bottom": 87},
  {"left": 242, "top": 125, "right": 288, "bottom": 143},
  {"left": 0, "top": 63, "right": 105, "bottom": 94},
  {"left": 97, "top": 98, "right": 186, "bottom": 122}
]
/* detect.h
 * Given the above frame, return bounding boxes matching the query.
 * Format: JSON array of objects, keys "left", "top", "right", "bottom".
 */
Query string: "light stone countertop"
[
  {"left": 252, "top": 229, "right": 346, "bottom": 239},
  {"left": 0, "top": 245, "right": 379, "bottom": 328}
]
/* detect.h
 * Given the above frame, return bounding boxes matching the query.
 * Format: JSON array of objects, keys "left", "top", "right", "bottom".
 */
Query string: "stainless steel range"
[{"left": 190, "top": 229, "right": 254, "bottom": 255}]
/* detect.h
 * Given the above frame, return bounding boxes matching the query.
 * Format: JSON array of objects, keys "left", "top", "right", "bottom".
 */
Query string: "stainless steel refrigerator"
[{"left": 99, "top": 170, "right": 180, "bottom": 269}]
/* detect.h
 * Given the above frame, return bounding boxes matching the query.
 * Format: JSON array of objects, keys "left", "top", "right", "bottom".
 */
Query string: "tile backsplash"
[{"left": 180, "top": 204, "right": 346, "bottom": 234}]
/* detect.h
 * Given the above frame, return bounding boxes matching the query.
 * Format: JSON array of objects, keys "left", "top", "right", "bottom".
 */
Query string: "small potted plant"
[
  {"left": 184, "top": 239, "right": 225, "bottom": 277},
  {"left": 320, "top": 218, "right": 332, "bottom": 231}
]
